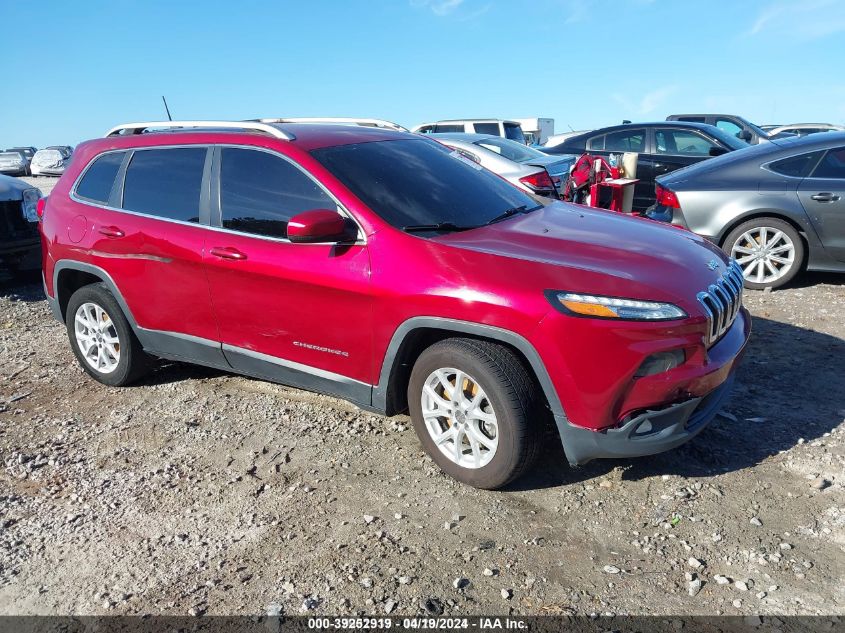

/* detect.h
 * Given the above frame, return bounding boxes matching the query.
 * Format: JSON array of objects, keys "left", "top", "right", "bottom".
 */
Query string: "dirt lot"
[{"left": 1, "top": 184, "right": 843, "bottom": 616}]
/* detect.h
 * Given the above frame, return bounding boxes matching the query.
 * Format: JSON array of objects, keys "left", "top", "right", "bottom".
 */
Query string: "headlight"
[
  {"left": 549, "top": 292, "right": 687, "bottom": 320},
  {"left": 22, "top": 188, "right": 42, "bottom": 222}
]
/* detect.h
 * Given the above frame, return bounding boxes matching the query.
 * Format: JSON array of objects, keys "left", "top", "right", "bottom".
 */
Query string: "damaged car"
[
  {"left": 0, "top": 173, "right": 42, "bottom": 277},
  {"left": 31, "top": 146, "right": 73, "bottom": 177}
]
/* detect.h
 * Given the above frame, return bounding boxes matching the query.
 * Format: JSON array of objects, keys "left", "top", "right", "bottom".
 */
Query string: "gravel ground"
[
  {"left": 21, "top": 176, "right": 59, "bottom": 197},
  {"left": 0, "top": 182, "right": 843, "bottom": 616}
]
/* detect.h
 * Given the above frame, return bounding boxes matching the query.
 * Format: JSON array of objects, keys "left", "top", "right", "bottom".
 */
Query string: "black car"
[
  {"left": 541, "top": 122, "right": 748, "bottom": 210},
  {"left": 0, "top": 173, "right": 42, "bottom": 278}
]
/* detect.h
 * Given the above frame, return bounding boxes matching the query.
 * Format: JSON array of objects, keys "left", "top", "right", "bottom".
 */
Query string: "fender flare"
[
  {"left": 372, "top": 316, "right": 567, "bottom": 419},
  {"left": 49, "top": 259, "right": 140, "bottom": 328}
]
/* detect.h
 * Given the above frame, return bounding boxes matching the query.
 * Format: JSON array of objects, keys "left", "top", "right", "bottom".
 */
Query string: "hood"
[
  {"left": 434, "top": 202, "right": 730, "bottom": 307},
  {"left": 0, "top": 173, "right": 29, "bottom": 201}
]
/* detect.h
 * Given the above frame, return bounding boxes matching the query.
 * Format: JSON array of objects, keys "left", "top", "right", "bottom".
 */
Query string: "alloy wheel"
[
  {"left": 420, "top": 368, "right": 498, "bottom": 469},
  {"left": 74, "top": 302, "right": 121, "bottom": 374},
  {"left": 730, "top": 227, "right": 795, "bottom": 285}
]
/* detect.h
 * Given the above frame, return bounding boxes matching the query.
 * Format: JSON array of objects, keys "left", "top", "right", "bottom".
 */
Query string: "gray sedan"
[
  {"left": 429, "top": 133, "right": 576, "bottom": 198},
  {"left": 646, "top": 132, "right": 845, "bottom": 289}
]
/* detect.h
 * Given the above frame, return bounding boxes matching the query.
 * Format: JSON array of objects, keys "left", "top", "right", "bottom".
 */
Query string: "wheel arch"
[
  {"left": 373, "top": 317, "right": 566, "bottom": 421},
  {"left": 51, "top": 260, "right": 139, "bottom": 327},
  {"left": 716, "top": 211, "right": 809, "bottom": 252}
]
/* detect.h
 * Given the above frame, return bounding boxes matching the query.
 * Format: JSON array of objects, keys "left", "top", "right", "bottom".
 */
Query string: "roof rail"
[
  {"left": 249, "top": 117, "right": 408, "bottom": 132},
  {"left": 104, "top": 120, "right": 295, "bottom": 140}
]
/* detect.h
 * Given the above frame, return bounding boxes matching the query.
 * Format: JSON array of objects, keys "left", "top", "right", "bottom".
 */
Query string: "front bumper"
[
  {"left": 556, "top": 373, "right": 734, "bottom": 465},
  {"left": 545, "top": 302, "right": 750, "bottom": 465}
]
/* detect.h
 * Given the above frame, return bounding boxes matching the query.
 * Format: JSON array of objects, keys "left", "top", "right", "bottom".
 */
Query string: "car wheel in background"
[
  {"left": 723, "top": 217, "right": 804, "bottom": 290},
  {"left": 65, "top": 283, "right": 152, "bottom": 386},
  {"left": 407, "top": 338, "right": 540, "bottom": 490}
]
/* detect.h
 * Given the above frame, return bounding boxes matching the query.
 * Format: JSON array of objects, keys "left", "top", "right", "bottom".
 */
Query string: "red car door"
[
  {"left": 72, "top": 147, "right": 221, "bottom": 359},
  {"left": 202, "top": 146, "right": 373, "bottom": 404}
]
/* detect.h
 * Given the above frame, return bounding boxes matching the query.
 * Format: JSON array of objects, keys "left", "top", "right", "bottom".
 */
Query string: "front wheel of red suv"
[
  {"left": 408, "top": 338, "right": 540, "bottom": 490},
  {"left": 65, "top": 283, "right": 152, "bottom": 386}
]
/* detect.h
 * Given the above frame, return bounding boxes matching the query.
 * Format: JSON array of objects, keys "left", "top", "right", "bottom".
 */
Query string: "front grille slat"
[{"left": 697, "top": 261, "right": 744, "bottom": 346}]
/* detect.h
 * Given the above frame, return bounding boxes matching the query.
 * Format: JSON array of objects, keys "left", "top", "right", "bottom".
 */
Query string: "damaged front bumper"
[{"left": 555, "top": 374, "right": 735, "bottom": 466}]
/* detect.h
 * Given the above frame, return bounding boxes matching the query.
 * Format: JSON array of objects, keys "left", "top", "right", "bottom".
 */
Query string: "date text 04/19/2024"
[{"left": 306, "top": 617, "right": 528, "bottom": 630}]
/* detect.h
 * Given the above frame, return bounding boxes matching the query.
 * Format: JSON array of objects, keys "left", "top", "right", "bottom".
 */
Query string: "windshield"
[
  {"left": 706, "top": 126, "right": 750, "bottom": 151},
  {"left": 311, "top": 138, "right": 536, "bottom": 232},
  {"left": 473, "top": 136, "right": 547, "bottom": 163},
  {"left": 504, "top": 123, "right": 526, "bottom": 144}
]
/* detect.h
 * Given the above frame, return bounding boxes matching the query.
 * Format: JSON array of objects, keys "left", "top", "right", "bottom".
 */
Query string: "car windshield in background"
[
  {"left": 706, "top": 126, "right": 750, "bottom": 150},
  {"left": 473, "top": 137, "right": 546, "bottom": 163},
  {"left": 311, "top": 139, "right": 536, "bottom": 232},
  {"left": 504, "top": 123, "right": 525, "bottom": 144}
]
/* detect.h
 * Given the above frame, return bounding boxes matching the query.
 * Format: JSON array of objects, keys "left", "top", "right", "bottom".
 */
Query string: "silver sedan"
[
  {"left": 428, "top": 133, "right": 576, "bottom": 199},
  {"left": 646, "top": 132, "right": 845, "bottom": 289}
]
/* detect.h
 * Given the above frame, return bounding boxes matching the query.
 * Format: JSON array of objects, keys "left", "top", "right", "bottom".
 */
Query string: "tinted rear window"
[
  {"left": 76, "top": 151, "right": 125, "bottom": 204},
  {"left": 474, "top": 136, "right": 546, "bottom": 163},
  {"left": 122, "top": 148, "right": 206, "bottom": 222},
  {"left": 604, "top": 129, "right": 646, "bottom": 152},
  {"left": 768, "top": 151, "right": 824, "bottom": 177},
  {"left": 311, "top": 139, "right": 535, "bottom": 231}
]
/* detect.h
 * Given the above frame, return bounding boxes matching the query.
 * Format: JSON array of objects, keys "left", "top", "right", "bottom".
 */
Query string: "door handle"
[
  {"left": 653, "top": 163, "right": 671, "bottom": 173},
  {"left": 98, "top": 225, "right": 125, "bottom": 238},
  {"left": 210, "top": 246, "right": 248, "bottom": 261},
  {"left": 810, "top": 192, "right": 840, "bottom": 202}
]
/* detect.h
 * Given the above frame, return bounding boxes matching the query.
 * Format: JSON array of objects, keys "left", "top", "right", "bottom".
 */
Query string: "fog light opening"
[{"left": 634, "top": 350, "right": 685, "bottom": 378}]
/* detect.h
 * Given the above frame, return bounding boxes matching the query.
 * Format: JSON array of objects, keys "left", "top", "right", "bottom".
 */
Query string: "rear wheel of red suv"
[
  {"left": 66, "top": 283, "right": 152, "bottom": 386},
  {"left": 408, "top": 338, "right": 539, "bottom": 490}
]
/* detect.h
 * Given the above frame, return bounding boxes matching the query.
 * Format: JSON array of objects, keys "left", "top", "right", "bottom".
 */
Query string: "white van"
[{"left": 411, "top": 119, "right": 526, "bottom": 144}]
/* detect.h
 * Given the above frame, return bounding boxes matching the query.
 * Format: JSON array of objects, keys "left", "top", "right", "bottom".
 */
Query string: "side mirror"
[
  {"left": 709, "top": 147, "right": 728, "bottom": 157},
  {"left": 287, "top": 209, "right": 358, "bottom": 244},
  {"left": 738, "top": 130, "right": 752, "bottom": 141}
]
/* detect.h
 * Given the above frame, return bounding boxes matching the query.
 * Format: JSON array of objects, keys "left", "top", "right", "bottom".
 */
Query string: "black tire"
[
  {"left": 722, "top": 217, "right": 804, "bottom": 290},
  {"left": 65, "top": 283, "right": 152, "bottom": 386},
  {"left": 407, "top": 338, "right": 540, "bottom": 490}
]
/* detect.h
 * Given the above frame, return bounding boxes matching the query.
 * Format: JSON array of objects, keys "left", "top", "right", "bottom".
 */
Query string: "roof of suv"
[
  {"left": 101, "top": 121, "right": 416, "bottom": 152},
  {"left": 436, "top": 119, "right": 520, "bottom": 124},
  {"left": 667, "top": 114, "right": 747, "bottom": 119}
]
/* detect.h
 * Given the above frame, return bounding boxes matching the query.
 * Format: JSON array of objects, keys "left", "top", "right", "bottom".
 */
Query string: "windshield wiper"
[
  {"left": 402, "top": 222, "right": 479, "bottom": 233},
  {"left": 486, "top": 204, "right": 542, "bottom": 225}
]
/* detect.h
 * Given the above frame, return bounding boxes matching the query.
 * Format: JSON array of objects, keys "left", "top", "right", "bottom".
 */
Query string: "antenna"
[{"left": 161, "top": 96, "right": 173, "bottom": 121}]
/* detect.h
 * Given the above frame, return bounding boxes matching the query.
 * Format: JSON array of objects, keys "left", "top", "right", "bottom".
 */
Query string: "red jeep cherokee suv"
[{"left": 40, "top": 120, "right": 750, "bottom": 489}]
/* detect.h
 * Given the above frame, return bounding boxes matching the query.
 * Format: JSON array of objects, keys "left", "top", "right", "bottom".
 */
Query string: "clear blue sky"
[{"left": 2, "top": 0, "right": 843, "bottom": 148}]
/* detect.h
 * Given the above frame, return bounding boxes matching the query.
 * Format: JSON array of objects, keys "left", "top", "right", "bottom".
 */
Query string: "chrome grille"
[{"left": 696, "top": 260, "right": 744, "bottom": 346}]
